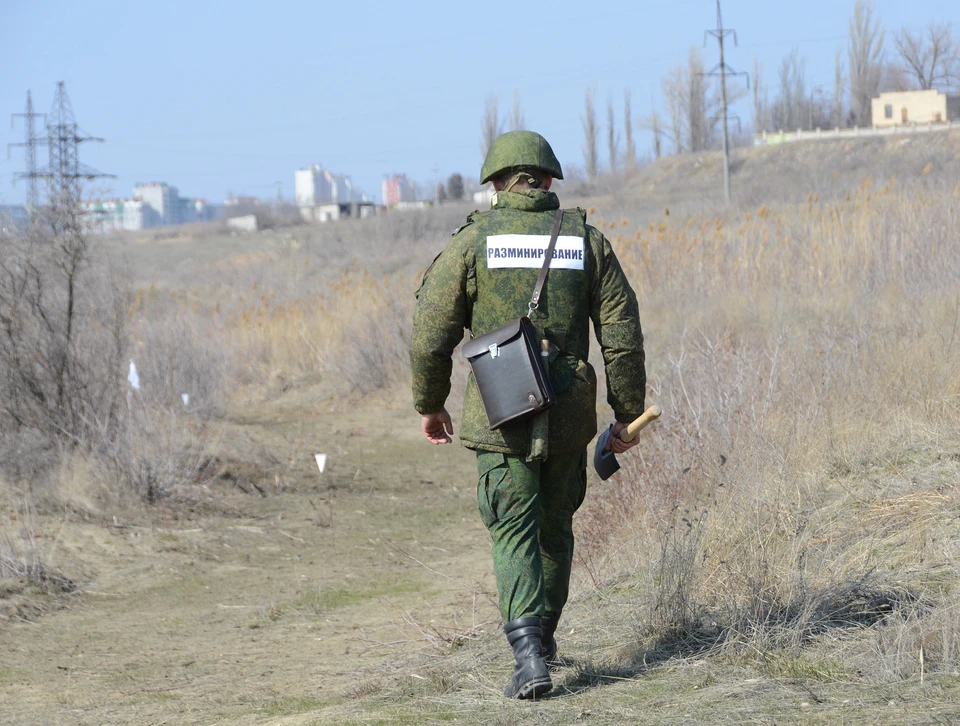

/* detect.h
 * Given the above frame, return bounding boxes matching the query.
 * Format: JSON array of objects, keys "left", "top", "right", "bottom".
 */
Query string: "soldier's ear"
[{"left": 542, "top": 175, "right": 553, "bottom": 191}]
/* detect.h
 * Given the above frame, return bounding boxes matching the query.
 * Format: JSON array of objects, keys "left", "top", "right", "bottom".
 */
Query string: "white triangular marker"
[
  {"left": 182, "top": 393, "right": 190, "bottom": 406},
  {"left": 314, "top": 454, "right": 327, "bottom": 473}
]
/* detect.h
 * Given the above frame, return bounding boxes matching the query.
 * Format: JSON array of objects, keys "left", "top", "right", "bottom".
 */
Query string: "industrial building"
[{"left": 872, "top": 89, "right": 960, "bottom": 127}]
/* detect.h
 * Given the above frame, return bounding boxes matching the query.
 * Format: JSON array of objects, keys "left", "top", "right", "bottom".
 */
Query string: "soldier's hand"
[
  {"left": 607, "top": 422, "right": 640, "bottom": 454},
  {"left": 421, "top": 409, "right": 454, "bottom": 445}
]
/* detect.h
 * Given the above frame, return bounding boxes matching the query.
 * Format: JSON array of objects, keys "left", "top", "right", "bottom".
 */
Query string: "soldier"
[{"left": 411, "top": 130, "right": 646, "bottom": 699}]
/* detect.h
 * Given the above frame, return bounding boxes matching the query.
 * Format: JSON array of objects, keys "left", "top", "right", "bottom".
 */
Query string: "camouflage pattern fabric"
[
  {"left": 480, "top": 130, "right": 564, "bottom": 184},
  {"left": 412, "top": 186, "right": 646, "bottom": 625},
  {"left": 411, "top": 188, "right": 646, "bottom": 458},
  {"left": 477, "top": 449, "right": 587, "bottom": 622}
]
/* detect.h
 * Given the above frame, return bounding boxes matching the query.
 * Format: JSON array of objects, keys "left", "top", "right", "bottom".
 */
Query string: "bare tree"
[
  {"left": 641, "top": 92, "right": 664, "bottom": 160},
  {"left": 480, "top": 94, "right": 501, "bottom": 157},
  {"left": 581, "top": 87, "right": 599, "bottom": 181},
  {"left": 848, "top": 0, "right": 885, "bottom": 126},
  {"left": 752, "top": 56, "right": 769, "bottom": 132},
  {"left": 607, "top": 96, "right": 619, "bottom": 173},
  {"left": 508, "top": 90, "right": 525, "bottom": 131},
  {"left": 661, "top": 65, "right": 687, "bottom": 153},
  {"left": 774, "top": 48, "right": 807, "bottom": 130},
  {"left": 623, "top": 90, "right": 637, "bottom": 171},
  {"left": 650, "top": 110, "right": 665, "bottom": 160},
  {"left": 660, "top": 47, "right": 744, "bottom": 154},
  {"left": 687, "top": 47, "right": 711, "bottom": 152},
  {"left": 447, "top": 173, "right": 465, "bottom": 201},
  {"left": 0, "top": 188, "right": 129, "bottom": 449},
  {"left": 772, "top": 49, "right": 834, "bottom": 131},
  {"left": 833, "top": 47, "right": 846, "bottom": 127},
  {"left": 893, "top": 23, "right": 960, "bottom": 91}
]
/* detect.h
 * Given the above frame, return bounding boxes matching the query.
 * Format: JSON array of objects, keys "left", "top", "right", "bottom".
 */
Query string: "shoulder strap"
[{"left": 529, "top": 208, "right": 565, "bottom": 311}]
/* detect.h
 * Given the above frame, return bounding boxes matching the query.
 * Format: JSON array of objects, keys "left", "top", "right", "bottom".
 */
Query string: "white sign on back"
[{"left": 485, "top": 234, "right": 585, "bottom": 270}]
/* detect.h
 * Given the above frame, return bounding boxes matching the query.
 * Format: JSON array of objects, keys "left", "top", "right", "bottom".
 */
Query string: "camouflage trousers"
[{"left": 476, "top": 449, "right": 588, "bottom": 623}]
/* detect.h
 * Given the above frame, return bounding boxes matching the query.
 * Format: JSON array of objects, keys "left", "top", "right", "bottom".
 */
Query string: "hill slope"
[{"left": 609, "top": 128, "right": 960, "bottom": 213}]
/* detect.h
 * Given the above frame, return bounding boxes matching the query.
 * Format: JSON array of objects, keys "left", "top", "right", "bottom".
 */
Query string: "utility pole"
[
  {"left": 702, "top": 0, "right": 748, "bottom": 203},
  {"left": 8, "top": 90, "right": 47, "bottom": 216}
]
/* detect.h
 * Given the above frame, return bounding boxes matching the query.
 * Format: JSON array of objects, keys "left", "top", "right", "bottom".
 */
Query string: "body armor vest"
[{"left": 458, "top": 206, "right": 600, "bottom": 456}]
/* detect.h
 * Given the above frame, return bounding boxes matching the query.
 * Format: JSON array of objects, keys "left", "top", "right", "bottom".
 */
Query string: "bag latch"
[{"left": 488, "top": 344, "right": 500, "bottom": 358}]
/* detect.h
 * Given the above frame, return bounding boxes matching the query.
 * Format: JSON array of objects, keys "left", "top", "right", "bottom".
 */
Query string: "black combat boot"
[
  {"left": 541, "top": 612, "right": 561, "bottom": 667},
  {"left": 503, "top": 616, "right": 553, "bottom": 699}
]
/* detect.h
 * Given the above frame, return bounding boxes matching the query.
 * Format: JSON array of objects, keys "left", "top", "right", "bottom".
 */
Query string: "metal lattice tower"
[
  {"left": 44, "top": 81, "right": 115, "bottom": 205},
  {"left": 8, "top": 90, "right": 47, "bottom": 214},
  {"left": 701, "top": 0, "right": 749, "bottom": 203}
]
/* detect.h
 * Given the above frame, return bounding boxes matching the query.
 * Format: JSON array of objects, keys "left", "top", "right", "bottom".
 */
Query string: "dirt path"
[
  {"left": 1, "top": 391, "right": 500, "bottom": 725},
  {"left": 6, "top": 390, "right": 960, "bottom": 725}
]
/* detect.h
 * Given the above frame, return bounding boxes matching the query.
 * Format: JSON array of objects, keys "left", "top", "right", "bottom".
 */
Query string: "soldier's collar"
[{"left": 490, "top": 189, "right": 560, "bottom": 212}]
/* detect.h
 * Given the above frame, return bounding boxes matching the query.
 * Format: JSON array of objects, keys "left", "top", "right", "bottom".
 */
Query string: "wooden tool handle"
[{"left": 618, "top": 405, "right": 662, "bottom": 443}]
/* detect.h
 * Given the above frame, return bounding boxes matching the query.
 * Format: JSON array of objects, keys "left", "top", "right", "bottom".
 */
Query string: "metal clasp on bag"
[
  {"left": 527, "top": 301, "right": 538, "bottom": 318},
  {"left": 488, "top": 344, "right": 500, "bottom": 358}
]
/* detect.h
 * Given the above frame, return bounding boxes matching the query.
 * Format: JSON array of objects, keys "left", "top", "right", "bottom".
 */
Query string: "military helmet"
[{"left": 480, "top": 130, "right": 564, "bottom": 185}]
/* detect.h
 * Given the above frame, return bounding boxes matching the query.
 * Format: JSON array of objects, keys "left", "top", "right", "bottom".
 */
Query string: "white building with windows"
[
  {"left": 295, "top": 164, "right": 360, "bottom": 206},
  {"left": 133, "top": 182, "right": 180, "bottom": 225},
  {"left": 295, "top": 164, "right": 330, "bottom": 207},
  {"left": 84, "top": 183, "right": 217, "bottom": 233},
  {"left": 295, "top": 163, "right": 370, "bottom": 222}
]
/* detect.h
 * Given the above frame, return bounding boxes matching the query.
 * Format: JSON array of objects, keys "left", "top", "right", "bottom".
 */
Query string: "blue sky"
[{"left": 2, "top": 0, "right": 958, "bottom": 205}]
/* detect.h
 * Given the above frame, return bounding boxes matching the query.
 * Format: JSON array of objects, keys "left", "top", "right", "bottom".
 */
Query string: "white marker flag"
[
  {"left": 314, "top": 454, "right": 327, "bottom": 473},
  {"left": 127, "top": 360, "right": 141, "bottom": 391}
]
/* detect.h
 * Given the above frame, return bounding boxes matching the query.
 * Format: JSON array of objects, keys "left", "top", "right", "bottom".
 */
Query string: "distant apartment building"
[
  {"left": 295, "top": 165, "right": 326, "bottom": 207},
  {"left": 295, "top": 164, "right": 360, "bottom": 206},
  {"left": 179, "top": 197, "right": 216, "bottom": 224},
  {"left": 133, "top": 182, "right": 180, "bottom": 225},
  {"left": 84, "top": 199, "right": 135, "bottom": 233},
  {"left": 295, "top": 163, "right": 370, "bottom": 222},
  {"left": 85, "top": 182, "right": 218, "bottom": 233},
  {"left": 872, "top": 89, "right": 960, "bottom": 127},
  {"left": 382, "top": 174, "right": 415, "bottom": 206}
]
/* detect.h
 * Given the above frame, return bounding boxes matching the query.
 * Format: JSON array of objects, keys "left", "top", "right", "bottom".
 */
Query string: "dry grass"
[
  {"left": 4, "top": 143, "right": 960, "bottom": 721},
  {"left": 571, "top": 177, "right": 960, "bottom": 682},
  {"left": 122, "top": 173, "right": 960, "bottom": 687},
  {"left": 0, "top": 493, "right": 75, "bottom": 594}
]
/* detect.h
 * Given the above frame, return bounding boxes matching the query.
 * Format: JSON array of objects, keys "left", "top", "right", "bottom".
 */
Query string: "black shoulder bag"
[{"left": 461, "top": 209, "right": 564, "bottom": 430}]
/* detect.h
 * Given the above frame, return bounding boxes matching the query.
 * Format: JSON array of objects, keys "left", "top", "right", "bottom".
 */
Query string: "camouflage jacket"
[{"left": 411, "top": 188, "right": 645, "bottom": 457}]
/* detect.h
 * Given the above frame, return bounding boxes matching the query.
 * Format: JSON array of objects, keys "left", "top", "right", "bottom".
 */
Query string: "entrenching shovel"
[{"left": 593, "top": 405, "right": 662, "bottom": 481}]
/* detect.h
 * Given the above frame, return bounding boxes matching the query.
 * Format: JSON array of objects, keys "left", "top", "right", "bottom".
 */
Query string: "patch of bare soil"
[{"left": 0, "top": 386, "right": 498, "bottom": 725}]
